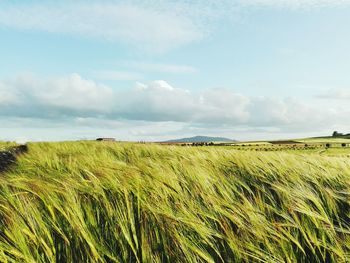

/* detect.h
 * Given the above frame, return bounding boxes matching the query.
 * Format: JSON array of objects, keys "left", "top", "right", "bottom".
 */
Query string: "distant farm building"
[{"left": 96, "top": 138, "right": 116, "bottom": 142}]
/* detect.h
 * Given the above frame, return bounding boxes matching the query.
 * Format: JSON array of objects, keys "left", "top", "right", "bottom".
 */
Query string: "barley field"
[
  {"left": 0, "top": 141, "right": 350, "bottom": 262},
  {"left": 0, "top": 141, "right": 18, "bottom": 151}
]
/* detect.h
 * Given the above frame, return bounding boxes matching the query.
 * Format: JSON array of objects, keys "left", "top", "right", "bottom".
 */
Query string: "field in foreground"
[{"left": 1, "top": 142, "right": 350, "bottom": 262}]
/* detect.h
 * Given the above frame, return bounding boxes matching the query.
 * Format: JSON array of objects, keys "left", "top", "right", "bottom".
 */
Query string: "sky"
[{"left": 1, "top": 0, "right": 350, "bottom": 142}]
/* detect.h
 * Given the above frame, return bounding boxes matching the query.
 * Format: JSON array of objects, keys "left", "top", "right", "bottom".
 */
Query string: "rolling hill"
[{"left": 163, "top": 135, "right": 236, "bottom": 143}]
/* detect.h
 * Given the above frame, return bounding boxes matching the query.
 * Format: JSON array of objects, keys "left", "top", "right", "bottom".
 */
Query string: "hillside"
[
  {"left": 0, "top": 142, "right": 350, "bottom": 262},
  {"left": 164, "top": 135, "right": 235, "bottom": 143}
]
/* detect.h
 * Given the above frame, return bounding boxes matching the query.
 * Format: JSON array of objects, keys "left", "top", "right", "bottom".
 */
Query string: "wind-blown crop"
[{"left": 0, "top": 142, "right": 349, "bottom": 262}]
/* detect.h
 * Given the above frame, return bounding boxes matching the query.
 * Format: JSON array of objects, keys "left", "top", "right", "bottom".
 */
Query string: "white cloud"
[
  {"left": 136, "top": 80, "right": 175, "bottom": 91},
  {"left": 0, "top": 2, "right": 204, "bottom": 52},
  {"left": 0, "top": 74, "right": 344, "bottom": 136},
  {"left": 0, "top": 74, "right": 114, "bottom": 115},
  {"left": 37, "top": 74, "right": 115, "bottom": 112},
  {"left": 316, "top": 88, "right": 350, "bottom": 100},
  {"left": 0, "top": 0, "right": 348, "bottom": 55},
  {"left": 0, "top": 82, "right": 18, "bottom": 105}
]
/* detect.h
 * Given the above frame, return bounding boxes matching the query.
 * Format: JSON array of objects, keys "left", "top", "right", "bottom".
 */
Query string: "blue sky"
[{"left": 1, "top": 0, "right": 350, "bottom": 142}]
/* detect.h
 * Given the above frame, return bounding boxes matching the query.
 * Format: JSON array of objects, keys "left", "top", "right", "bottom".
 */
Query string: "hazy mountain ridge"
[{"left": 163, "top": 135, "right": 236, "bottom": 143}]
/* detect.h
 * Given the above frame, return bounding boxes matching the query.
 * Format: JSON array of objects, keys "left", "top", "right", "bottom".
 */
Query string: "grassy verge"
[{"left": 0, "top": 141, "right": 349, "bottom": 262}]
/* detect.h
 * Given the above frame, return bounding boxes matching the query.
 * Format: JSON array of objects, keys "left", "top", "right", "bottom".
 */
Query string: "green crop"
[{"left": 0, "top": 141, "right": 349, "bottom": 262}]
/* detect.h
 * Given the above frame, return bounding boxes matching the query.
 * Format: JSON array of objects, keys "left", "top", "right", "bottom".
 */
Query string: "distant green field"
[
  {"left": 298, "top": 137, "right": 350, "bottom": 144},
  {"left": 224, "top": 137, "right": 350, "bottom": 153},
  {"left": 0, "top": 141, "right": 350, "bottom": 262}
]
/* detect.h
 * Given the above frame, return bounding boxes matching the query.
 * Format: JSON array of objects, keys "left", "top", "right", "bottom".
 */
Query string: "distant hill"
[{"left": 164, "top": 136, "right": 236, "bottom": 143}]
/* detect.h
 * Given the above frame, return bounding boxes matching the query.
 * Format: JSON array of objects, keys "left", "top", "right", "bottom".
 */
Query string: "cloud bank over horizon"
[{"left": 0, "top": 73, "right": 347, "bottom": 141}]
